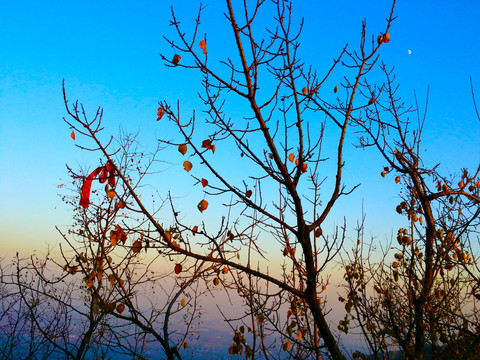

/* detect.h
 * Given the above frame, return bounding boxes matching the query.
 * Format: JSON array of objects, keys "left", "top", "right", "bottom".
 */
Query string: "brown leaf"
[
  {"left": 183, "top": 161, "right": 193, "bottom": 172},
  {"left": 172, "top": 54, "right": 181, "bottom": 66},
  {"left": 116, "top": 303, "right": 125, "bottom": 314},
  {"left": 178, "top": 144, "right": 188, "bottom": 155},
  {"left": 132, "top": 240, "right": 142, "bottom": 254},
  {"left": 174, "top": 263, "right": 182, "bottom": 274},
  {"left": 197, "top": 199, "right": 208, "bottom": 213}
]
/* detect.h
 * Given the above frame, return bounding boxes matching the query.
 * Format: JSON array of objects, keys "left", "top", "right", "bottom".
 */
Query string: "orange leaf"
[
  {"left": 246, "top": 190, "right": 252, "bottom": 198},
  {"left": 157, "top": 107, "right": 164, "bottom": 121},
  {"left": 395, "top": 176, "right": 401, "bottom": 184},
  {"left": 198, "top": 199, "right": 208, "bottom": 213},
  {"left": 302, "top": 87, "right": 307, "bottom": 95},
  {"left": 383, "top": 33, "right": 390, "bottom": 43},
  {"left": 172, "top": 54, "right": 181, "bottom": 66},
  {"left": 199, "top": 40, "right": 207, "bottom": 55},
  {"left": 70, "top": 131, "right": 75, "bottom": 140},
  {"left": 334, "top": 85, "right": 338, "bottom": 93},
  {"left": 106, "top": 189, "right": 116, "bottom": 199},
  {"left": 192, "top": 225, "right": 198, "bottom": 235},
  {"left": 201, "top": 178, "right": 208, "bottom": 187},
  {"left": 132, "top": 240, "right": 142, "bottom": 254},
  {"left": 174, "top": 263, "right": 182, "bottom": 274},
  {"left": 202, "top": 139, "right": 215, "bottom": 152},
  {"left": 288, "top": 153, "right": 295, "bottom": 163},
  {"left": 301, "top": 163, "right": 308, "bottom": 173},
  {"left": 178, "top": 144, "right": 188, "bottom": 155},
  {"left": 183, "top": 161, "right": 193, "bottom": 172}
]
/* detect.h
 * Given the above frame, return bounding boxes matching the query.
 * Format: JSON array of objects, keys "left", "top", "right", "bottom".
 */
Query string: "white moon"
[{"left": 408, "top": 49, "right": 412, "bottom": 55}]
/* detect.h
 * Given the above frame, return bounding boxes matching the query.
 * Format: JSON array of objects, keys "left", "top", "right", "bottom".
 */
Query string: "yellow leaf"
[
  {"left": 288, "top": 153, "right": 295, "bottom": 163},
  {"left": 183, "top": 161, "right": 193, "bottom": 172},
  {"left": 178, "top": 144, "right": 188, "bottom": 155}
]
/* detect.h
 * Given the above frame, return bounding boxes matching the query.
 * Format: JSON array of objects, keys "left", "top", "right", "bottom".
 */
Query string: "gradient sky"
[{"left": 1, "top": 0, "right": 479, "bottom": 258}]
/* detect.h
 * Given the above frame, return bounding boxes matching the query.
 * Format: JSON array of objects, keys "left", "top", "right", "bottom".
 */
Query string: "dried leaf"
[
  {"left": 116, "top": 303, "right": 125, "bottom": 314},
  {"left": 302, "top": 87, "right": 307, "bottom": 95},
  {"left": 157, "top": 107, "right": 164, "bottom": 121},
  {"left": 334, "top": 85, "right": 338, "bottom": 93},
  {"left": 198, "top": 199, "right": 208, "bottom": 213},
  {"left": 180, "top": 298, "right": 186, "bottom": 307},
  {"left": 106, "top": 189, "right": 116, "bottom": 199},
  {"left": 70, "top": 131, "right": 75, "bottom": 140},
  {"left": 192, "top": 225, "right": 198, "bottom": 235},
  {"left": 246, "top": 190, "right": 252, "bottom": 198},
  {"left": 288, "top": 153, "right": 295, "bottom": 163},
  {"left": 202, "top": 139, "right": 215, "bottom": 153},
  {"left": 132, "top": 240, "right": 142, "bottom": 254},
  {"left": 201, "top": 178, "right": 208, "bottom": 187},
  {"left": 301, "top": 163, "right": 308, "bottom": 173},
  {"left": 199, "top": 40, "right": 207, "bottom": 55},
  {"left": 172, "top": 54, "right": 181, "bottom": 66},
  {"left": 395, "top": 176, "right": 401, "bottom": 184},
  {"left": 178, "top": 144, "right": 188, "bottom": 155},
  {"left": 183, "top": 161, "right": 193, "bottom": 172},
  {"left": 174, "top": 263, "right": 182, "bottom": 274}
]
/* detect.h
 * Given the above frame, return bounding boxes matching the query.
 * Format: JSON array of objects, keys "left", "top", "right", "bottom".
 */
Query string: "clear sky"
[{"left": 1, "top": 0, "right": 479, "bottom": 258}]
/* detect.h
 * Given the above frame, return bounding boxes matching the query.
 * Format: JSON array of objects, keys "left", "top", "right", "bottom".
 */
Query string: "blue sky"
[{"left": 1, "top": 0, "right": 479, "bottom": 257}]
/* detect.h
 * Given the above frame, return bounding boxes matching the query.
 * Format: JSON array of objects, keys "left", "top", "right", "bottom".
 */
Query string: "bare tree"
[
  {"left": 58, "top": 0, "right": 400, "bottom": 359},
  {"left": 340, "top": 67, "right": 480, "bottom": 359}
]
